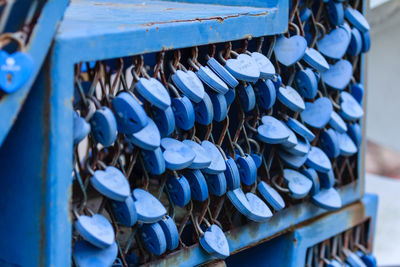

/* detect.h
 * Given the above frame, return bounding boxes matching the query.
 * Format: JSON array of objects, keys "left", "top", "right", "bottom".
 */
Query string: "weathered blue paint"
[
  {"left": 55, "top": 0, "right": 288, "bottom": 62},
  {"left": 0, "top": 0, "right": 69, "bottom": 147}
]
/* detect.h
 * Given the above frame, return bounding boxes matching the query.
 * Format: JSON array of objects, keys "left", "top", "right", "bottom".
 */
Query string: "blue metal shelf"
[
  {"left": 225, "top": 194, "right": 378, "bottom": 267},
  {"left": 55, "top": 0, "right": 288, "bottom": 62},
  {"left": 0, "top": 0, "right": 69, "bottom": 148}
]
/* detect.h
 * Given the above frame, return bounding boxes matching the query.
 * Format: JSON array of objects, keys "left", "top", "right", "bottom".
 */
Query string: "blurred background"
[{"left": 365, "top": 0, "right": 400, "bottom": 265}]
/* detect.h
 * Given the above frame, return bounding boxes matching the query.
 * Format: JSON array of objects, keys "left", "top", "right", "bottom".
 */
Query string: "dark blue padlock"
[
  {"left": 301, "top": 168, "right": 320, "bottom": 195},
  {"left": 237, "top": 82, "right": 256, "bottom": 112},
  {"left": 185, "top": 169, "right": 209, "bottom": 202},
  {"left": 361, "top": 31, "right": 371, "bottom": 53},
  {"left": 254, "top": 79, "right": 276, "bottom": 110},
  {"left": 90, "top": 106, "right": 118, "bottom": 147},
  {"left": 166, "top": 175, "right": 191, "bottom": 207},
  {"left": 152, "top": 106, "right": 175, "bottom": 137},
  {"left": 235, "top": 148, "right": 257, "bottom": 186},
  {"left": 320, "top": 128, "right": 340, "bottom": 158},
  {"left": 171, "top": 95, "right": 196, "bottom": 131},
  {"left": 140, "top": 222, "right": 167, "bottom": 255},
  {"left": 348, "top": 123, "right": 362, "bottom": 147},
  {"left": 318, "top": 169, "right": 335, "bottom": 189},
  {"left": 110, "top": 196, "right": 138, "bottom": 227},
  {"left": 158, "top": 216, "right": 179, "bottom": 251},
  {"left": 141, "top": 147, "right": 166, "bottom": 175},
  {"left": 327, "top": 0, "right": 344, "bottom": 26},
  {"left": 295, "top": 68, "right": 318, "bottom": 100},
  {"left": 224, "top": 156, "right": 241, "bottom": 190},
  {"left": 350, "top": 83, "right": 364, "bottom": 104},
  {"left": 348, "top": 28, "right": 363, "bottom": 57},
  {"left": 271, "top": 74, "right": 282, "bottom": 91},
  {"left": 111, "top": 92, "right": 148, "bottom": 134},
  {"left": 193, "top": 91, "right": 214, "bottom": 126},
  {"left": 209, "top": 92, "right": 228, "bottom": 122},
  {"left": 205, "top": 172, "right": 227, "bottom": 197}
]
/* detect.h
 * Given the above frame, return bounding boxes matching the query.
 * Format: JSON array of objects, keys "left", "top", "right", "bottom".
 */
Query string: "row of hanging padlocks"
[
  {"left": 71, "top": 0, "right": 370, "bottom": 265},
  {"left": 305, "top": 221, "right": 376, "bottom": 267}
]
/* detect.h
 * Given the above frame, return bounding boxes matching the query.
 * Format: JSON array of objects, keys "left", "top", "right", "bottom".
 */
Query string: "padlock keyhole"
[{"left": 7, "top": 73, "right": 13, "bottom": 84}]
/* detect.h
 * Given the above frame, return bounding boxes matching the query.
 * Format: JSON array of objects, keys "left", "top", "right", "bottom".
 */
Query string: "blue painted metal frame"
[
  {"left": 0, "top": 0, "right": 69, "bottom": 147},
  {"left": 0, "top": 0, "right": 370, "bottom": 266},
  {"left": 224, "top": 194, "right": 378, "bottom": 267}
]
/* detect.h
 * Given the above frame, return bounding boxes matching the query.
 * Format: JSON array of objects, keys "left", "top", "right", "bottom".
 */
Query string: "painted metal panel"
[
  {"left": 55, "top": 0, "right": 288, "bottom": 62},
  {"left": 0, "top": 0, "right": 69, "bottom": 148}
]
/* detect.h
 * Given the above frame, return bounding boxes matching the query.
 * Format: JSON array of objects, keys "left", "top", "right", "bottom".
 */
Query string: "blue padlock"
[
  {"left": 340, "top": 91, "right": 364, "bottom": 121},
  {"left": 312, "top": 187, "right": 342, "bottom": 210},
  {"left": 305, "top": 146, "right": 332, "bottom": 173},
  {"left": 257, "top": 181, "right": 285, "bottom": 211},
  {"left": 152, "top": 106, "right": 175, "bottom": 137},
  {"left": 282, "top": 134, "right": 310, "bottom": 156},
  {"left": 277, "top": 86, "right": 305, "bottom": 112},
  {"left": 193, "top": 91, "right": 214, "bottom": 125},
  {"left": 196, "top": 65, "right": 229, "bottom": 94},
  {"left": 158, "top": 216, "right": 179, "bottom": 250},
  {"left": 348, "top": 28, "right": 363, "bottom": 57},
  {"left": 345, "top": 7, "right": 370, "bottom": 33},
  {"left": 348, "top": 123, "right": 362, "bottom": 147},
  {"left": 161, "top": 137, "right": 196, "bottom": 170},
  {"left": 320, "top": 128, "right": 340, "bottom": 158},
  {"left": 302, "top": 47, "right": 330, "bottom": 72},
  {"left": 295, "top": 68, "right": 318, "bottom": 100},
  {"left": 73, "top": 240, "right": 118, "bottom": 267},
  {"left": 182, "top": 140, "right": 212, "bottom": 169},
  {"left": 278, "top": 149, "right": 308, "bottom": 169},
  {"left": 251, "top": 52, "right": 275, "bottom": 79},
  {"left": 301, "top": 168, "right": 320, "bottom": 195},
  {"left": 74, "top": 111, "right": 91, "bottom": 145},
  {"left": 207, "top": 57, "right": 239, "bottom": 89},
  {"left": 283, "top": 169, "right": 312, "bottom": 199},
  {"left": 329, "top": 111, "right": 348, "bottom": 133},
  {"left": 286, "top": 117, "right": 315, "bottom": 142},
  {"left": 225, "top": 53, "right": 260, "bottom": 83},
  {"left": 110, "top": 196, "right": 137, "bottom": 227},
  {"left": 140, "top": 222, "right": 167, "bottom": 255},
  {"left": 135, "top": 77, "right": 171, "bottom": 110},
  {"left": 301, "top": 97, "right": 333, "bottom": 129},
  {"left": 202, "top": 140, "right": 226, "bottom": 174},
  {"left": 111, "top": 92, "right": 148, "bottom": 134},
  {"left": 133, "top": 188, "right": 167, "bottom": 223},
  {"left": 258, "top": 116, "right": 290, "bottom": 144},
  {"left": 90, "top": 166, "right": 131, "bottom": 201},
  {"left": 237, "top": 82, "right": 256, "bottom": 112},
  {"left": 172, "top": 69, "right": 205, "bottom": 103},
  {"left": 209, "top": 92, "right": 228, "bottom": 122},
  {"left": 141, "top": 147, "right": 166, "bottom": 175},
  {"left": 327, "top": 0, "right": 344, "bottom": 26},
  {"left": 322, "top": 60, "right": 352, "bottom": 90},
  {"left": 274, "top": 35, "right": 307, "bottom": 66},
  {"left": 205, "top": 172, "right": 227, "bottom": 197},
  {"left": 75, "top": 214, "right": 115, "bottom": 249},
  {"left": 166, "top": 174, "right": 191, "bottom": 207},
  {"left": 90, "top": 106, "right": 118, "bottom": 147},
  {"left": 171, "top": 95, "right": 196, "bottom": 131},
  {"left": 185, "top": 169, "right": 209, "bottom": 202},
  {"left": 127, "top": 118, "right": 161, "bottom": 151},
  {"left": 318, "top": 28, "right": 350, "bottom": 59},
  {"left": 254, "top": 79, "right": 276, "bottom": 110}
]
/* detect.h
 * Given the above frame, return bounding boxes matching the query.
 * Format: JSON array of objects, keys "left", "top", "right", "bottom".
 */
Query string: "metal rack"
[{"left": 0, "top": 0, "right": 372, "bottom": 266}]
